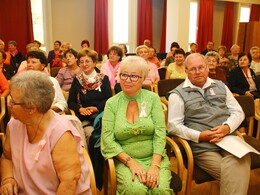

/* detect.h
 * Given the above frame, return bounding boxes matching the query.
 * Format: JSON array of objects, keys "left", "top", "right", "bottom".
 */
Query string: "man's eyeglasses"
[
  {"left": 187, "top": 66, "right": 206, "bottom": 73},
  {"left": 9, "top": 98, "right": 26, "bottom": 107},
  {"left": 119, "top": 73, "right": 142, "bottom": 82}
]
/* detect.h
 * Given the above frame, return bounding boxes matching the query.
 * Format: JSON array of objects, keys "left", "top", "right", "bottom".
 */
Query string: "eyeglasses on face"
[
  {"left": 187, "top": 66, "right": 206, "bottom": 73},
  {"left": 9, "top": 98, "right": 26, "bottom": 107},
  {"left": 119, "top": 73, "right": 142, "bottom": 82}
]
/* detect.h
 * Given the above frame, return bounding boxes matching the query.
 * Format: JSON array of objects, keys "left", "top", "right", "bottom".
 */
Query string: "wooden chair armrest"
[
  {"left": 69, "top": 109, "right": 76, "bottom": 116},
  {"left": 160, "top": 97, "right": 169, "bottom": 106},
  {"left": 154, "top": 83, "right": 159, "bottom": 94},
  {"left": 104, "top": 158, "right": 116, "bottom": 195},
  {"left": 0, "top": 96, "right": 6, "bottom": 133},
  {"left": 236, "top": 131, "right": 245, "bottom": 141},
  {"left": 0, "top": 132, "right": 5, "bottom": 146},
  {"left": 254, "top": 99, "right": 260, "bottom": 139},
  {"left": 166, "top": 136, "right": 184, "bottom": 182},
  {"left": 82, "top": 147, "right": 97, "bottom": 195},
  {"left": 171, "top": 136, "right": 194, "bottom": 195}
]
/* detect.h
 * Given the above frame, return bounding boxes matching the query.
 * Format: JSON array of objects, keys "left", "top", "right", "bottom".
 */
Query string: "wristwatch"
[{"left": 125, "top": 156, "right": 131, "bottom": 165}]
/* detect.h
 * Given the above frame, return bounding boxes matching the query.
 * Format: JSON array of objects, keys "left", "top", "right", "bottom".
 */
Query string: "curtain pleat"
[
  {"left": 221, "top": 2, "right": 234, "bottom": 52},
  {"left": 137, "top": 0, "right": 153, "bottom": 46},
  {"left": 94, "top": 0, "right": 109, "bottom": 54},
  {"left": 250, "top": 4, "right": 260, "bottom": 22},
  {"left": 159, "top": 0, "right": 167, "bottom": 53},
  {"left": 196, "top": 0, "right": 214, "bottom": 52},
  {"left": 0, "top": 0, "right": 34, "bottom": 55}
]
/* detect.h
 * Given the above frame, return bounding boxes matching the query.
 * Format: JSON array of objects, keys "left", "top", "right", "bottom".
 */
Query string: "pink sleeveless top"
[{"left": 9, "top": 114, "right": 91, "bottom": 195}]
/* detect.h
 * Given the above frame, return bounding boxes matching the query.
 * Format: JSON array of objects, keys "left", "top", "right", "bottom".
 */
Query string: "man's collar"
[{"left": 183, "top": 77, "right": 216, "bottom": 90}]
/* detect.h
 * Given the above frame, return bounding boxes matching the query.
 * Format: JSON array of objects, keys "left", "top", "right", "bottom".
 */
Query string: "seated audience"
[
  {"left": 228, "top": 44, "right": 240, "bottom": 71},
  {"left": 217, "top": 45, "right": 229, "bottom": 66},
  {"left": 0, "top": 50, "right": 15, "bottom": 80},
  {"left": 56, "top": 49, "right": 81, "bottom": 91},
  {"left": 81, "top": 40, "right": 90, "bottom": 49},
  {"left": 33, "top": 40, "right": 42, "bottom": 48},
  {"left": 144, "top": 39, "right": 151, "bottom": 47},
  {"left": 168, "top": 53, "right": 251, "bottom": 195},
  {"left": 136, "top": 45, "right": 160, "bottom": 85},
  {"left": 200, "top": 41, "right": 214, "bottom": 55},
  {"left": 205, "top": 51, "right": 227, "bottom": 84},
  {"left": 0, "top": 40, "right": 5, "bottom": 51},
  {"left": 0, "top": 67, "right": 10, "bottom": 97},
  {"left": 228, "top": 52, "right": 260, "bottom": 98},
  {"left": 6, "top": 41, "right": 23, "bottom": 67},
  {"left": 186, "top": 43, "right": 198, "bottom": 56},
  {"left": 1, "top": 71, "right": 91, "bottom": 195},
  {"left": 101, "top": 46, "right": 122, "bottom": 87},
  {"left": 148, "top": 47, "right": 160, "bottom": 68},
  {"left": 18, "top": 43, "right": 38, "bottom": 72},
  {"left": 165, "top": 42, "right": 180, "bottom": 66},
  {"left": 166, "top": 48, "right": 187, "bottom": 79},
  {"left": 68, "top": 49, "right": 112, "bottom": 140},
  {"left": 52, "top": 42, "right": 72, "bottom": 67},
  {"left": 250, "top": 46, "right": 260, "bottom": 75},
  {"left": 119, "top": 43, "right": 128, "bottom": 60},
  {"left": 102, "top": 44, "right": 127, "bottom": 65},
  {"left": 26, "top": 51, "right": 67, "bottom": 112},
  {"left": 48, "top": 40, "right": 62, "bottom": 64},
  {"left": 101, "top": 56, "right": 173, "bottom": 194}
]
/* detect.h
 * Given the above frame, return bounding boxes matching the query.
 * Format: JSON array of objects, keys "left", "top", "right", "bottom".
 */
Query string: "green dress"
[{"left": 101, "top": 89, "right": 173, "bottom": 195}]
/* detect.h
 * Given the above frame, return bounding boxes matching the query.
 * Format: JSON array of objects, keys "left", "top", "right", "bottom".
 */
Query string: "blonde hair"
[
  {"left": 135, "top": 45, "right": 149, "bottom": 55},
  {"left": 119, "top": 56, "right": 149, "bottom": 81}
]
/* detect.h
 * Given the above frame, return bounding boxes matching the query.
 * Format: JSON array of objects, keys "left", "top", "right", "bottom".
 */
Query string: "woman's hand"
[
  {"left": 79, "top": 107, "right": 98, "bottom": 116},
  {"left": 245, "top": 90, "right": 254, "bottom": 97},
  {"left": 1, "top": 177, "right": 18, "bottom": 195},
  {"left": 127, "top": 160, "right": 146, "bottom": 184},
  {"left": 146, "top": 165, "right": 160, "bottom": 189}
]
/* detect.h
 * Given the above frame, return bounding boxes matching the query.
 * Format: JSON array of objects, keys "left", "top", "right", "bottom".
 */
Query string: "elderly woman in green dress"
[{"left": 101, "top": 56, "right": 173, "bottom": 194}]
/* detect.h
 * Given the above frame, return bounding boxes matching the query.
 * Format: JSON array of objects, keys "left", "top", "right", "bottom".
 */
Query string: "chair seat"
[{"left": 243, "top": 135, "right": 260, "bottom": 169}]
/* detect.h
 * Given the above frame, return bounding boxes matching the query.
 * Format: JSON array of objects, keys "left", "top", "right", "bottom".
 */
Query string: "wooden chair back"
[
  {"left": 82, "top": 147, "right": 97, "bottom": 195},
  {"left": 234, "top": 95, "right": 255, "bottom": 136},
  {"left": 154, "top": 79, "right": 184, "bottom": 98}
]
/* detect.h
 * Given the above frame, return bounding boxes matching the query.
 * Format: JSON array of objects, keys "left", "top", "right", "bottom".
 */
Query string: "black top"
[
  {"left": 68, "top": 74, "right": 112, "bottom": 121},
  {"left": 2, "top": 64, "right": 15, "bottom": 80},
  {"left": 228, "top": 67, "right": 260, "bottom": 96}
]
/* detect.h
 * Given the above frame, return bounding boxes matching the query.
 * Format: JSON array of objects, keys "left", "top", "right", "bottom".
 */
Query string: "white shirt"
[
  {"left": 250, "top": 60, "right": 260, "bottom": 75},
  {"left": 168, "top": 78, "right": 245, "bottom": 143},
  {"left": 49, "top": 76, "right": 67, "bottom": 112}
]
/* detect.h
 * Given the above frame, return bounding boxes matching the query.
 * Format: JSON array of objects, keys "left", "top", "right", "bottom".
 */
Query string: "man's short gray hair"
[
  {"left": 250, "top": 46, "right": 260, "bottom": 54},
  {"left": 205, "top": 51, "right": 220, "bottom": 64},
  {"left": 184, "top": 53, "right": 208, "bottom": 69},
  {"left": 10, "top": 71, "right": 55, "bottom": 113},
  {"left": 119, "top": 56, "right": 149, "bottom": 81},
  {"left": 230, "top": 44, "right": 240, "bottom": 51}
]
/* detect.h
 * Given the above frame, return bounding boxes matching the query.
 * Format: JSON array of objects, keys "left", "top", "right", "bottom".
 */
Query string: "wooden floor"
[
  {"left": 178, "top": 167, "right": 260, "bottom": 195},
  {"left": 97, "top": 158, "right": 260, "bottom": 195}
]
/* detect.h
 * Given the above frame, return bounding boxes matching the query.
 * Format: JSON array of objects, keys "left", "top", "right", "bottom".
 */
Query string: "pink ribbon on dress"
[{"left": 139, "top": 102, "right": 147, "bottom": 117}]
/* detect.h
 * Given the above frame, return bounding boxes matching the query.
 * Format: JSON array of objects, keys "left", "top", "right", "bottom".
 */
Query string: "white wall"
[{"left": 49, "top": 0, "right": 94, "bottom": 52}]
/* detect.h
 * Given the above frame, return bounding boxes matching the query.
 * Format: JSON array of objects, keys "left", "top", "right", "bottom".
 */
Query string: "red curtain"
[
  {"left": 94, "top": 0, "right": 109, "bottom": 54},
  {"left": 196, "top": 0, "right": 214, "bottom": 52},
  {"left": 159, "top": 0, "right": 167, "bottom": 53},
  {"left": 250, "top": 4, "right": 260, "bottom": 22},
  {"left": 221, "top": 2, "right": 234, "bottom": 52},
  {"left": 137, "top": 0, "right": 153, "bottom": 46},
  {"left": 0, "top": 0, "right": 34, "bottom": 55}
]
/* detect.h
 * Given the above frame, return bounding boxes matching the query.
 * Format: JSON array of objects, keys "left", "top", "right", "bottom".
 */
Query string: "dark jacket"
[{"left": 228, "top": 67, "right": 260, "bottom": 96}]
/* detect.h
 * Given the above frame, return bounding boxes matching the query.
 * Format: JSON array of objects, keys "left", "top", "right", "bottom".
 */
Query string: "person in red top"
[{"left": 0, "top": 69, "right": 10, "bottom": 97}]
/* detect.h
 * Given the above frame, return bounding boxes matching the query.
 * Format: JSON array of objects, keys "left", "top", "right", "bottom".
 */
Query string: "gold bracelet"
[
  {"left": 151, "top": 163, "right": 161, "bottom": 168},
  {"left": 1, "top": 177, "right": 14, "bottom": 185}
]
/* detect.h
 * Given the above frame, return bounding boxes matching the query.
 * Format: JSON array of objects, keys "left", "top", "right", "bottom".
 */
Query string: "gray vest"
[{"left": 172, "top": 80, "right": 231, "bottom": 154}]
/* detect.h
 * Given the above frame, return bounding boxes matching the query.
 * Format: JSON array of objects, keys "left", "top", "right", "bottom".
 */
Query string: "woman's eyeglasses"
[
  {"left": 9, "top": 98, "right": 25, "bottom": 107},
  {"left": 119, "top": 73, "right": 142, "bottom": 82}
]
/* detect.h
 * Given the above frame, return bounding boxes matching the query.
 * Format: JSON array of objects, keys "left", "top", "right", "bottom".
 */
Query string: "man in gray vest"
[{"left": 168, "top": 53, "right": 251, "bottom": 195}]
